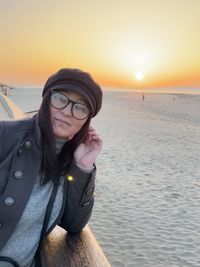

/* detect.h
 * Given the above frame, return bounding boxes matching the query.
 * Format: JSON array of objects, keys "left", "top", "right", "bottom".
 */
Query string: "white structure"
[{"left": 0, "top": 93, "right": 24, "bottom": 119}]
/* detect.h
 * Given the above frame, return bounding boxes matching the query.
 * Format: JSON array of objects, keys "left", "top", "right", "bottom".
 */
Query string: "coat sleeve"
[{"left": 60, "top": 162, "right": 96, "bottom": 234}]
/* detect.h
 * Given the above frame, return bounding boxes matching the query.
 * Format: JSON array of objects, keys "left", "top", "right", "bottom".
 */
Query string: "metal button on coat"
[
  {"left": 4, "top": 197, "right": 15, "bottom": 207},
  {"left": 0, "top": 221, "right": 3, "bottom": 228},
  {"left": 24, "top": 140, "right": 32, "bottom": 149},
  {"left": 18, "top": 148, "right": 23, "bottom": 155},
  {"left": 14, "top": 170, "right": 23, "bottom": 180}
]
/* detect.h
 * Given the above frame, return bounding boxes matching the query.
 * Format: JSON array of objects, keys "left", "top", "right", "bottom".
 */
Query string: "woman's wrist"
[{"left": 75, "top": 162, "right": 94, "bottom": 173}]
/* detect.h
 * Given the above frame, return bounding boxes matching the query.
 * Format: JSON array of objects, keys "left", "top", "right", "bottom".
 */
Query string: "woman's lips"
[{"left": 55, "top": 118, "right": 71, "bottom": 127}]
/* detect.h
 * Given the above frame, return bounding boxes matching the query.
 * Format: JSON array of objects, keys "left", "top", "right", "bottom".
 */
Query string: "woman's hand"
[{"left": 74, "top": 127, "right": 103, "bottom": 168}]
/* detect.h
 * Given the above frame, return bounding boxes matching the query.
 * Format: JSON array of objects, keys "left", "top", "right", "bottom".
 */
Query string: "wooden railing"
[{"left": 41, "top": 225, "right": 111, "bottom": 267}]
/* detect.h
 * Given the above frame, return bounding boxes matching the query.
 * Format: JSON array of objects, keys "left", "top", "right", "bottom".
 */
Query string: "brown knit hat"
[{"left": 42, "top": 68, "right": 103, "bottom": 117}]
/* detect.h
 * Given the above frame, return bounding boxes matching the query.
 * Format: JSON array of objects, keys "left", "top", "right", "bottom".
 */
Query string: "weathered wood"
[{"left": 41, "top": 225, "right": 111, "bottom": 267}]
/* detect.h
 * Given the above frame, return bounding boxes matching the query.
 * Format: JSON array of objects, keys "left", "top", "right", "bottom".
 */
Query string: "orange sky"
[{"left": 1, "top": 0, "right": 200, "bottom": 89}]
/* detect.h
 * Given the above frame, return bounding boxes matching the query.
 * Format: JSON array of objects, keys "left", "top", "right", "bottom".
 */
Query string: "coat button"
[
  {"left": 4, "top": 197, "right": 15, "bottom": 207},
  {"left": 24, "top": 140, "right": 32, "bottom": 149},
  {"left": 14, "top": 170, "right": 23, "bottom": 180},
  {"left": 18, "top": 148, "right": 23, "bottom": 155},
  {"left": 0, "top": 221, "right": 3, "bottom": 228}
]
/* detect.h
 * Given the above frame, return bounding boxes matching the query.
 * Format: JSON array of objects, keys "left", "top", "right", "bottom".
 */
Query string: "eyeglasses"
[{"left": 50, "top": 91, "right": 91, "bottom": 120}]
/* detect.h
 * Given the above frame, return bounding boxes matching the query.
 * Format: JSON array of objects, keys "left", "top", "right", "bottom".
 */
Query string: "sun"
[{"left": 135, "top": 71, "right": 144, "bottom": 81}]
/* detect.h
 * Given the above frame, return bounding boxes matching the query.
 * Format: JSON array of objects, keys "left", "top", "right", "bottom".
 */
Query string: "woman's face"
[{"left": 50, "top": 90, "right": 89, "bottom": 139}]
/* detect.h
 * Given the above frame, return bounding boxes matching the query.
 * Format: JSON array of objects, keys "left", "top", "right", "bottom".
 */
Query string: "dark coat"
[{"left": 0, "top": 116, "right": 96, "bottom": 252}]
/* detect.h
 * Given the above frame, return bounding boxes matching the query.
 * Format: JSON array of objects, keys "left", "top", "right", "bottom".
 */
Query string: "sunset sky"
[{"left": 1, "top": 0, "right": 200, "bottom": 89}]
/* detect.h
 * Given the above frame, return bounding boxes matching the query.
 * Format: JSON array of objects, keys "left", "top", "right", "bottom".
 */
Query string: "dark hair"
[{"left": 38, "top": 92, "right": 91, "bottom": 183}]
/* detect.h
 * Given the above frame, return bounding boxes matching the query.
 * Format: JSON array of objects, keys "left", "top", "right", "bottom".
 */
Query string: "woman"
[{"left": 0, "top": 68, "right": 103, "bottom": 267}]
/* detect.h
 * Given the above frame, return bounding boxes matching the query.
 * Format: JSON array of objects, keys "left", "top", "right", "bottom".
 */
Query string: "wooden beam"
[{"left": 41, "top": 225, "right": 111, "bottom": 267}]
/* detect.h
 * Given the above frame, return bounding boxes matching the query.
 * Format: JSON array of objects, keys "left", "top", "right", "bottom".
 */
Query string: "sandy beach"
[{"left": 8, "top": 88, "right": 200, "bottom": 267}]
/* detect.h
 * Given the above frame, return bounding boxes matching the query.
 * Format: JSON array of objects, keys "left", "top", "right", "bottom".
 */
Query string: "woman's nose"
[{"left": 61, "top": 103, "right": 73, "bottom": 116}]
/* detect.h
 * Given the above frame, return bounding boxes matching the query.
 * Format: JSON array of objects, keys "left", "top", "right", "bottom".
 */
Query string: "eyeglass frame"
[{"left": 50, "top": 90, "right": 92, "bottom": 120}]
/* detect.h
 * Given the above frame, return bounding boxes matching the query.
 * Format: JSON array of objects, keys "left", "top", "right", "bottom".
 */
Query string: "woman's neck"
[{"left": 55, "top": 137, "right": 68, "bottom": 154}]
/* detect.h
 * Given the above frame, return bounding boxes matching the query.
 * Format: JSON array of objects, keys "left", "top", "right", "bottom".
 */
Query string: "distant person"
[
  {"left": 142, "top": 93, "right": 145, "bottom": 101},
  {"left": 0, "top": 68, "right": 103, "bottom": 266}
]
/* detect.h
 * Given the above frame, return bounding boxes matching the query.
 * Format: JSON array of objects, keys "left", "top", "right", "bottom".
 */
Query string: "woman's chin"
[{"left": 53, "top": 126, "right": 70, "bottom": 139}]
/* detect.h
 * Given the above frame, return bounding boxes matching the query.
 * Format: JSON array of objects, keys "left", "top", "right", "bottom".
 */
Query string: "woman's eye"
[
  {"left": 60, "top": 97, "right": 66, "bottom": 103},
  {"left": 57, "top": 96, "right": 67, "bottom": 104},
  {"left": 74, "top": 104, "right": 88, "bottom": 113}
]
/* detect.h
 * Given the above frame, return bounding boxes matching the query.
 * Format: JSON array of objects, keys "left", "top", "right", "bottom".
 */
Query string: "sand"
[{"left": 9, "top": 88, "right": 200, "bottom": 267}]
